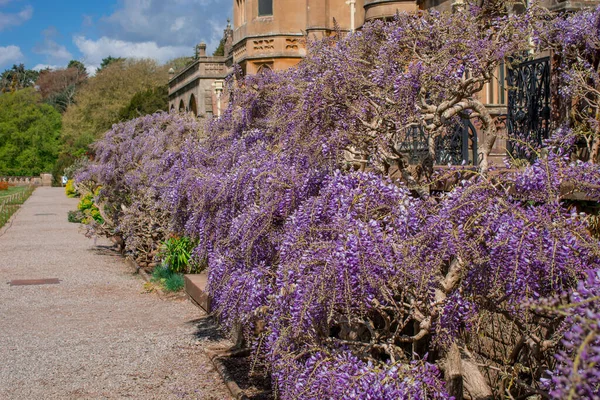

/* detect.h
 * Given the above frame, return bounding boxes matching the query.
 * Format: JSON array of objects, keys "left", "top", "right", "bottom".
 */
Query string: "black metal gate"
[
  {"left": 396, "top": 119, "right": 478, "bottom": 166},
  {"left": 507, "top": 57, "right": 551, "bottom": 160},
  {"left": 436, "top": 119, "right": 478, "bottom": 166},
  {"left": 396, "top": 125, "right": 430, "bottom": 165}
]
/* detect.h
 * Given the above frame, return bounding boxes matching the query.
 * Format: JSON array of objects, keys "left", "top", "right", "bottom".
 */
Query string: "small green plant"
[
  {"left": 67, "top": 210, "right": 85, "bottom": 223},
  {"left": 163, "top": 274, "right": 185, "bottom": 292},
  {"left": 65, "top": 180, "right": 78, "bottom": 198},
  {"left": 77, "top": 192, "right": 104, "bottom": 224},
  {"left": 0, "top": 186, "right": 35, "bottom": 229},
  {"left": 158, "top": 235, "right": 199, "bottom": 274},
  {"left": 151, "top": 264, "right": 172, "bottom": 281},
  {"left": 77, "top": 194, "right": 93, "bottom": 211},
  {"left": 150, "top": 264, "right": 185, "bottom": 293}
]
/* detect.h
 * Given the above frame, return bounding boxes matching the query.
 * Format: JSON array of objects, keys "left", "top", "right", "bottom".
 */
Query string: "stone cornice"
[{"left": 232, "top": 32, "right": 305, "bottom": 50}]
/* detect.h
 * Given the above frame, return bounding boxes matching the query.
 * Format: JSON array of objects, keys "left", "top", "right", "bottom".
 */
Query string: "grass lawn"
[
  {"left": 0, "top": 186, "right": 30, "bottom": 198},
  {"left": 0, "top": 186, "right": 35, "bottom": 228}
]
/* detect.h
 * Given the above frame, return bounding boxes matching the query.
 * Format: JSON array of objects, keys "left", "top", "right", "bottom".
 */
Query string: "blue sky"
[{"left": 0, "top": 0, "right": 230, "bottom": 74}]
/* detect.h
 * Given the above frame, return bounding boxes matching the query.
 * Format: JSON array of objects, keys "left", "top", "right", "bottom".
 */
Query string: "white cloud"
[
  {"left": 98, "top": 0, "right": 228, "bottom": 51},
  {"left": 32, "top": 64, "right": 60, "bottom": 71},
  {"left": 34, "top": 27, "right": 73, "bottom": 64},
  {"left": 0, "top": 5, "right": 33, "bottom": 31},
  {"left": 207, "top": 19, "right": 225, "bottom": 54},
  {"left": 170, "top": 17, "right": 186, "bottom": 32},
  {"left": 46, "top": 45, "right": 72, "bottom": 61},
  {"left": 74, "top": 35, "right": 190, "bottom": 70},
  {"left": 0, "top": 45, "right": 24, "bottom": 67},
  {"left": 85, "top": 65, "right": 98, "bottom": 76}
]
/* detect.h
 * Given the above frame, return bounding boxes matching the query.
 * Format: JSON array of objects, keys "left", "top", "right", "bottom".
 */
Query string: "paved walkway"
[{"left": 0, "top": 188, "right": 231, "bottom": 399}]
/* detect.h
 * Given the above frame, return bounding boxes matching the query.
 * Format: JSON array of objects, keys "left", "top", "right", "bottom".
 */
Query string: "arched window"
[
  {"left": 258, "top": 0, "right": 272, "bottom": 16},
  {"left": 189, "top": 94, "right": 198, "bottom": 117},
  {"left": 179, "top": 100, "right": 185, "bottom": 113},
  {"left": 257, "top": 64, "right": 273, "bottom": 74}
]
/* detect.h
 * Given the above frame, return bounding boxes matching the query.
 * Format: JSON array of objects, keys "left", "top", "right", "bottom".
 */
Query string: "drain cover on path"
[
  {"left": 34, "top": 213, "right": 57, "bottom": 216},
  {"left": 9, "top": 279, "right": 61, "bottom": 286}
]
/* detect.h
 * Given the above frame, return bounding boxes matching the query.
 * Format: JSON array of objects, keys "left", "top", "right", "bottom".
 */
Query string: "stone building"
[
  {"left": 169, "top": 0, "right": 600, "bottom": 165},
  {"left": 170, "top": 0, "right": 597, "bottom": 117},
  {"left": 169, "top": 0, "right": 440, "bottom": 116},
  {"left": 168, "top": 42, "right": 229, "bottom": 119}
]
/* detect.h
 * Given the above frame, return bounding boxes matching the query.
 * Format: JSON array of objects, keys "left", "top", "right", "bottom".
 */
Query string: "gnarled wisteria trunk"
[{"left": 75, "top": 4, "right": 600, "bottom": 399}]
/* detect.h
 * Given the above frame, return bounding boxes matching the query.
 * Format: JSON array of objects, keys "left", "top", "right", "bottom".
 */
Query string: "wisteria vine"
[{"left": 76, "top": 4, "right": 600, "bottom": 399}]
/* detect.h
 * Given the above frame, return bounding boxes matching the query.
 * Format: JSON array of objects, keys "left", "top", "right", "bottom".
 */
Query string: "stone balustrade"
[{"left": 0, "top": 173, "right": 52, "bottom": 187}]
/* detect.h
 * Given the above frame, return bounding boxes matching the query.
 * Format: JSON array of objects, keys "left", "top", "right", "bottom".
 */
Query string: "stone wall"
[{"left": 0, "top": 174, "right": 51, "bottom": 187}]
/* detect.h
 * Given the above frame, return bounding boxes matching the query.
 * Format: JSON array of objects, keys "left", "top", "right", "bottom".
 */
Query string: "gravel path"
[{"left": 0, "top": 187, "right": 232, "bottom": 399}]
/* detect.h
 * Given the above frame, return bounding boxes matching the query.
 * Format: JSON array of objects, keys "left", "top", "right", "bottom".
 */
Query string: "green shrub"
[
  {"left": 65, "top": 179, "right": 78, "bottom": 198},
  {"left": 77, "top": 193, "right": 94, "bottom": 211},
  {"left": 158, "top": 236, "right": 199, "bottom": 274},
  {"left": 150, "top": 264, "right": 185, "bottom": 293},
  {"left": 163, "top": 273, "right": 185, "bottom": 292},
  {"left": 151, "top": 265, "right": 172, "bottom": 282},
  {"left": 77, "top": 192, "right": 104, "bottom": 224}
]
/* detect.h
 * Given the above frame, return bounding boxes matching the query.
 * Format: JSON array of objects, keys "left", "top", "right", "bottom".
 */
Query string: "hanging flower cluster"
[
  {"left": 539, "top": 270, "right": 600, "bottom": 398},
  {"left": 76, "top": 4, "right": 600, "bottom": 399}
]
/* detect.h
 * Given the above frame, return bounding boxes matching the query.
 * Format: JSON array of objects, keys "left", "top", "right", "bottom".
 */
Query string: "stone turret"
[{"left": 224, "top": 19, "right": 234, "bottom": 58}]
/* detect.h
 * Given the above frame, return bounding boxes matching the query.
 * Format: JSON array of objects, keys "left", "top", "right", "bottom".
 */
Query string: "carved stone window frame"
[
  {"left": 258, "top": 0, "right": 273, "bottom": 17},
  {"left": 256, "top": 63, "right": 274, "bottom": 74}
]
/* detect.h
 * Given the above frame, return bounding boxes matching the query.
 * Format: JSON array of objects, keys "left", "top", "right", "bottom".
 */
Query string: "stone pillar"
[
  {"left": 347, "top": 0, "right": 357, "bottom": 32},
  {"left": 196, "top": 42, "right": 207, "bottom": 59},
  {"left": 41, "top": 174, "right": 53, "bottom": 187},
  {"left": 213, "top": 80, "right": 224, "bottom": 118}
]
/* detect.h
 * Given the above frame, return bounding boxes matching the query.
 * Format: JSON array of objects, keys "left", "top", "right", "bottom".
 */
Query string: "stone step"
[{"left": 184, "top": 273, "right": 211, "bottom": 313}]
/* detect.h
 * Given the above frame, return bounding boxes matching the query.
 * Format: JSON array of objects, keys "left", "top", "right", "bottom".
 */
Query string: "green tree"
[
  {"left": 0, "top": 64, "right": 39, "bottom": 93},
  {"left": 96, "top": 56, "right": 125, "bottom": 74},
  {"left": 118, "top": 85, "right": 168, "bottom": 121},
  {"left": 67, "top": 60, "right": 87, "bottom": 74},
  {"left": 213, "top": 38, "right": 226, "bottom": 56},
  {"left": 0, "top": 89, "right": 61, "bottom": 176},
  {"left": 36, "top": 65, "right": 88, "bottom": 113},
  {"left": 67, "top": 60, "right": 87, "bottom": 75},
  {"left": 61, "top": 58, "right": 169, "bottom": 158},
  {"left": 166, "top": 56, "right": 195, "bottom": 74}
]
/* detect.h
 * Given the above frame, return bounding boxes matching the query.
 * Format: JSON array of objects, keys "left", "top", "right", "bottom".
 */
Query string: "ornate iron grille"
[
  {"left": 395, "top": 119, "right": 478, "bottom": 166},
  {"left": 507, "top": 57, "right": 551, "bottom": 160},
  {"left": 436, "top": 119, "right": 478, "bottom": 166},
  {"left": 396, "top": 125, "right": 430, "bottom": 165}
]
